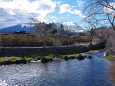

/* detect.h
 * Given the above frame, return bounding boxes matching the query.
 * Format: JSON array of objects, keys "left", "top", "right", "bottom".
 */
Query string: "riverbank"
[
  {"left": 105, "top": 55, "right": 115, "bottom": 60},
  {"left": 0, "top": 50, "right": 98, "bottom": 65},
  {"left": 0, "top": 42, "right": 105, "bottom": 65},
  {"left": 0, "top": 42, "right": 105, "bottom": 56},
  {"left": 0, "top": 54, "right": 82, "bottom": 65}
]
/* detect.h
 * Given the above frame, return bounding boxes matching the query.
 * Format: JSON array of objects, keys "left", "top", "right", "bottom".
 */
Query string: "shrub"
[
  {"left": 89, "top": 50, "right": 98, "bottom": 53},
  {"left": 59, "top": 54, "right": 79, "bottom": 60},
  {"left": 0, "top": 56, "right": 27, "bottom": 65},
  {"left": 24, "top": 57, "right": 33, "bottom": 62},
  {"left": 34, "top": 56, "right": 42, "bottom": 61},
  {"left": 68, "top": 54, "right": 79, "bottom": 59},
  {"left": 45, "top": 56, "right": 53, "bottom": 61}
]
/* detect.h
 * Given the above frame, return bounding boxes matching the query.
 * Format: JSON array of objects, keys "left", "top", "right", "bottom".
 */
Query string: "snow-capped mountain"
[{"left": 0, "top": 23, "right": 35, "bottom": 33}]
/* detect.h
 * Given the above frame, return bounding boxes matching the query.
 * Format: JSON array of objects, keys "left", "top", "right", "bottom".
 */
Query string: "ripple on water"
[{"left": 0, "top": 52, "right": 114, "bottom": 86}]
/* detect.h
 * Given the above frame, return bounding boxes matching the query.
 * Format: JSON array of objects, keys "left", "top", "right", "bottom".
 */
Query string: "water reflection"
[
  {"left": 0, "top": 53, "right": 114, "bottom": 86},
  {"left": 109, "top": 61, "right": 115, "bottom": 86}
]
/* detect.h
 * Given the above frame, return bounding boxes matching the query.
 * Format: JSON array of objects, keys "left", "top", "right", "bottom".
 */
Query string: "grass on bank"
[
  {"left": 0, "top": 54, "right": 80, "bottom": 65},
  {"left": 89, "top": 50, "right": 99, "bottom": 53},
  {"left": 105, "top": 55, "right": 115, "bottom": 60},
  {"left": 0, "top": 56, "right": 27, "bottom": 65},
  {"left": 59, "top": 54, "right": 79, "bottom": 60}
]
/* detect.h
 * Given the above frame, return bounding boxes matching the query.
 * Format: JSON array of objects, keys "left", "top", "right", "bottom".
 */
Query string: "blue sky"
[{"left": 0, "top": 0, "right": 87, "bottom": 29}]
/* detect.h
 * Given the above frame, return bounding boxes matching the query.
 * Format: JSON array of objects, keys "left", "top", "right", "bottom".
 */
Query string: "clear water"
[{"left": 0, "top": 52, "right": 115, "bottom": 86}]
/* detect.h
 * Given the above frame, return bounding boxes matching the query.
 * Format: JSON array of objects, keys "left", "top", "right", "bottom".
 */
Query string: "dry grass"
[
  {"left": 0, "top": 34, "right": 76, "bottom": 47},
  {"left": 77, "top": 36, "right": 91, "bottom": 42}
]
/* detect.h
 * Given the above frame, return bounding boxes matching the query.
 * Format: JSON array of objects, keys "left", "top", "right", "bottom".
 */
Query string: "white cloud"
[
  {"left": 0, "top": 0, "right": 56, "bottom": 28},
  {"left": 47, "top": 15, "right": 57, "bottom": 22},
  {"left": 59, "top": 4, "right": 72, "bottom": 14},
  {"left": 48, "top": 15, "right": 57, "bottom": 20},
  {"left": 62, "top": 22, "right": 82, "bottom": 32},
  {"left": 70, "top": 10, "right": 86, "bottom": 18},
  {"left": 56, "top": 1, "right": 61, "bottom": 5},
  {"left": 104, "top": 2, "right": 115, "bottom": 14},
  {"left": 77, "top": 1, "right": 84, "bottom": 7},
  {"left": 63, "top": 22, "right": 76, "bottom": 26},
  {"left": 59, "top": 4, "right": 86, "bottom": 18}
]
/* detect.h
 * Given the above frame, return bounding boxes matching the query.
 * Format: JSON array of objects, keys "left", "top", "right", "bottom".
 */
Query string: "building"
[{"left": 13, "top": 31, "right": 29, "bottom": 34}]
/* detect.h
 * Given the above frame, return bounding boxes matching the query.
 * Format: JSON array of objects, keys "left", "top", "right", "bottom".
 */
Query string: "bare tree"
[
  {"left": 84, "top": 18, "right": 98, "bottom": 46},
  {"left": 83, "top": 0, "right": 115, "bottom": 30},
  {"left": 83, "top": 0, "right": 115, "bottom": 49},
  {"left": 58, "top": 23, "right": 65, "bottom": 35},
  {"left": 30, "top": 17, "right": 49, "bottom": 48}
]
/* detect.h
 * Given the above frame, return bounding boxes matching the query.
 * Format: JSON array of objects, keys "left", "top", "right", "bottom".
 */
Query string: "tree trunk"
[{"left": 90, "top": 35, "right": 93, "bottom": 46}]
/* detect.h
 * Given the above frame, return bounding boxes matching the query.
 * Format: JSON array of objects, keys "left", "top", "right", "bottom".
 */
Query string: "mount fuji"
[{"left": 0, "top": 23, "right": 35, "bottom": 33}]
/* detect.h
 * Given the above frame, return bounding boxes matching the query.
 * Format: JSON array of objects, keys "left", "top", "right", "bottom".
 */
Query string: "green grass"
[
  {"left": 68, "top": 54, "right": 79, "bottom": 59},
  {"left": 0, "top": 56, "right": 27, "bottom": 64},
  {"left": 59, "top": 54, "right": 79, "bottom": 60},
  {"left": 33, "top": 56, "right": 42, "bottom": 61},
  {"left": 45, "top": 56, "right": 53, "bottom": 61},
  {"left": 24, "top": 57, "right": 33, "bottom": 62},
  {"left": 105, "top": 55, "right": 115, "bottom": 60},
  {"left": 89, "top": 50, "right": 98, "bottom": 53},
  {"left": 0, "top": 54, "right": 79, "bottom": 65}
]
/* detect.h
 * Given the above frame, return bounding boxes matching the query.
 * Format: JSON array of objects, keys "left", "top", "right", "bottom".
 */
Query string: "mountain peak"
[{"left": 0, "top": 23, "right": 35, "bottom": 33}]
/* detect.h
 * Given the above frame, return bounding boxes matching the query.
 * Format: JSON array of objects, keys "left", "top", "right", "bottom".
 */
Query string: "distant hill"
[
  {"left": 0, "top": 24, "right": 35, "bottom": 33},
  {"left": 0, "top": 23, "right": 86, "bottom": 35}
]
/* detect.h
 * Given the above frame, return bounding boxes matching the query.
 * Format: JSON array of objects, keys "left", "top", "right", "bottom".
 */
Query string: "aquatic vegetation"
[
  {"left": 33, "top": 56, "right": 42, "bottom": 61},
  {"left": 59, "top": 54, "right": 79, "bottom": 60},
  {"left": 105, "top": 55, "right": 115, "bottom": 60},
  {"left": 89, "top": 50, "right": 98, "bottom": 53},
  {"left": 45, "top": 56, "right": 53, "bottom": 61},
  {"left": 24, "top": 57, "right": 33, "bottom": 62},
  {"left": 0, "top": 56, "right": 27, "bottom": 65},
  {"left": 68, "top": 54, "right": 79, "bottom": 59},
  {"left": 0, "top": 53, "right": 93, "bottom": 65}
]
